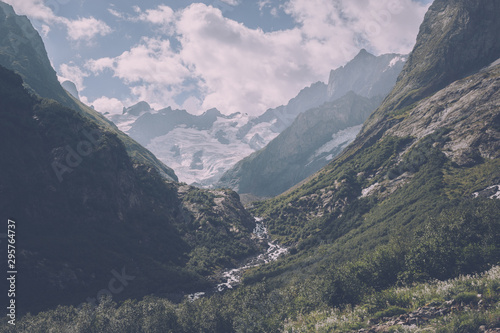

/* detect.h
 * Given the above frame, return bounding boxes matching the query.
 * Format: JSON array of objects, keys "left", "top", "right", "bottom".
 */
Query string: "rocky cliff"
[
  {"left": 362, "top": 0, "right": 500, "bottom": 134},
  {"left": 251, "top": 0, "right": 500, "bottom": 287}
]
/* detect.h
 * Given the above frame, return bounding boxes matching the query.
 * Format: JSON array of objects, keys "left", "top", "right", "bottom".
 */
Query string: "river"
[{"left": 188, "top": 217, "right": 287, "bottom": 301}]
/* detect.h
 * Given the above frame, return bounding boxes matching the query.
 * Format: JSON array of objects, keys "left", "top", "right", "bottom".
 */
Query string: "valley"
[{"left": 0, "top": 0, "right": 499, "bottom": 332}]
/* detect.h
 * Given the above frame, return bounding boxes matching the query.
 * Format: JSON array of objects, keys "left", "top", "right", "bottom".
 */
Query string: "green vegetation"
[
  {"left": 3, "top": 265, "right": 499, "bottom": 332},
  {"left": 0, "top": 66, "right": 258, "bottom": 315}
]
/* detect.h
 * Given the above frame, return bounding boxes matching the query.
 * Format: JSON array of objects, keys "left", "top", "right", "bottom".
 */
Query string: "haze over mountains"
[{"left": 1, "top": 0, "right": 500, "bottom": 331}]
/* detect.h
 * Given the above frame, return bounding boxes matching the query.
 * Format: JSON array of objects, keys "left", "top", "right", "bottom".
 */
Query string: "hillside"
[
  {"left": 0, "top": 65, "right": 260, "bottom": 314},
  {"left": 0, "top": 1, "right": 177, "bottom": 181},
  {"left": 1, "top": 0, "right": 500, "bottom": 331}
]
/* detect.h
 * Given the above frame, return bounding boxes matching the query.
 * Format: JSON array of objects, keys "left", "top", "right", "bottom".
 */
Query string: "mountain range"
[
  {"left": 0, "top": 1, "right": 261, "bottom": 315},
  {"left": 218, "top": 50, "right": 406, "bottom": 198},
  {"left": 1, "top": 0, "right": 500, "bottom": 331},
  {"left": 105, "top": 50, "right": 405, "bottom": 188}
]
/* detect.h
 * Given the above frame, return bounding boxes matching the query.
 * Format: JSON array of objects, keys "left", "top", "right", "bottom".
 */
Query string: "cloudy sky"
[{"left": 5, "top": 0, "right": 432, "bottom": 116}]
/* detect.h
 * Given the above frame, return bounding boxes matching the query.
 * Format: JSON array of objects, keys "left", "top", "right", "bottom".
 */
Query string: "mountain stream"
[{"left": 188, "top": 217, "right": 287, "bottom": 301}]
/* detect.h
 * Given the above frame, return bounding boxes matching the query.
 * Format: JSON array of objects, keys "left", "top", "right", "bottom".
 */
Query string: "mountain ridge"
[{"left": 0, "top": 1, "right": 178, "bottom": 181}]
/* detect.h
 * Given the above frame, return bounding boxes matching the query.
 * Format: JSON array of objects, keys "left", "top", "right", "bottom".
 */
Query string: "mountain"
[
  {"left": 326, "top": 49, "right": 406, "bottom": 101},
  {"left": 362, "top": 0, "right": 500, "bottom": 135},
  {"left": 0, "top": 65, "right": 260, "bottom": 315},
  {"left": 218, "top": 93, "right": 383, "bottom": 197},
  {"left": 104, "top": 81, "right": 330, "bottom": 187},
  {"left": 3, "top": 0, "right": 500, "bottom": 331},
  {"left": 250, "top": 0, "right": 500, "bottom": 285},
  {"left": 217, "top": 51, "right": 405, "bottom": 198},
  {"left": 236, "top": 81, "right": 329, "bottom": 140},
  {"left": 0, "top": 1, "right": 177, "bottom": 181},
  {"left": 61, "top": 80, "right": 80, "bottom": 100},
  {"left": 108, "top": 51, "right": 405, "bottom": 188},
  {"left": 0, "top": 2, "right": 76, "bottom": 109}
]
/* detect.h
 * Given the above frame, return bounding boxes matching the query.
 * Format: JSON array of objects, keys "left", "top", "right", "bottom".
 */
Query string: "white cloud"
[
  {"left": 258, "top": 0, "right": 271, "bottom": 12},
  {"left": 2, "top": 0, "right": 57, "bottom": 23},
  {"left": 284, "top": 0, "right": 429, "bottom": 55},
  {"left": 138, "top": 5, "right": 175, "bottom": 26},
  {"left": 66, "top": 17, "right": 112, "bottom": 41},
  {"left": 83, "top": 1, "right": 430, "bottom": 116},
  {"left": 41, "top": 24, "right": 51, "bottom": 37},
  {"left": 4, "top": 0, "right": 112, "bottom": 42},
  {"left": 87, "top": 96, "right": 124, "bottom": 115},
  {"left": 58, "top": 63, "right": 89, "bottom": 91},
  {"left": 87, "top": 37, "right": 189, "bottom": 86},
  {"left": 108, "top": 8, "right": 124, "bottom": 19},
  {"left": 220, "top": 0, "right": 240, "bottom": 5}
]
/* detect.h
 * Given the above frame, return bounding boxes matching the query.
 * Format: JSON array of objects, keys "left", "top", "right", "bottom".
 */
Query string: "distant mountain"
[
  {"left": 326, "top": 49, "right": 406, "bottom": 101},
  {"left": 0, "top": 65, "right": 260, "bottom": 314},
  {"left": 236, "top": 81, "right": 329, "bottom": 141},
  {"left": 218, "top": 50, "right": 405, "bottom": 197},
  {"left": 61, "top": 80, "right": 80, "bottom": 100},
  {"left": 218, "top": 93, "right": 383, "bottom": 197},
  {"left": 0, "top": 1, "right": 177, "bottom": 181},
  {"left": 109, "top": 51, "right": 405, "bottom": 188},
  {"left": 105, "top": 81, "right": 330, "bottom": 187}
]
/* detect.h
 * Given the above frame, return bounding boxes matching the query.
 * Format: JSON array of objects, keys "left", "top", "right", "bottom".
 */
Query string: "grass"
[{"left": 283, "top": 266, "right": 500, "bottom": 332}]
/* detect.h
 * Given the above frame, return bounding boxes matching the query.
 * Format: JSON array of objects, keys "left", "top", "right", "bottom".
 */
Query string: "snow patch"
[
  {"left": 473, "top": 185, "right": 500, "bottom": 199},
  {"left": 389, "top": 56, "right": 406, "bottom": 68},
  {"left": 309, "top": 125, "right": 362, "bottom": 162}
]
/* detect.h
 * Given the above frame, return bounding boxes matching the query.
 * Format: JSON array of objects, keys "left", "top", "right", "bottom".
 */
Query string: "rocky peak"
[
  {"left": 61, "top": 80, "right": 79, "bottom": 100},
  {"left": 122, "top": 101, "right": 152, "bottom": 116},
  {"left": 0, "top": 1, "right": 78, "bottom": 109},
  {"left": 327, "top": 50, "right": 406, "bottom": 101},
  {"left": 376, "top": 0, "right": 500, "bottom": 116}
]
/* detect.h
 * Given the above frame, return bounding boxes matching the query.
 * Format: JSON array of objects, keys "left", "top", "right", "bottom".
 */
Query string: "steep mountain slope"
[
  {"left": 218, "top": 93, "right": 383, "bottom": 197},
  {"left": 362, "top": 0, "right": 500, "bottom": 135},
  {"left": 236, "top": 81, "right": 329, "bottom": 140},
  {"left": 217, "top": 51, "right": 405, "bottom": 198},
  {"left": 0, "top": 65, "right": 260, "bottom": 315},
  {"left": 0, "top": 1, "right": 177, "bottom": 181},
  {"left": 250, "top": 0, "right": 500, "bottom": 278},
  {"left": 2, "top": 0, "right": 500, "bottom": 331}
]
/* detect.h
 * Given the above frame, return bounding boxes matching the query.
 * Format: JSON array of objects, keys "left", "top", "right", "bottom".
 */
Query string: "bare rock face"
[
  {"left": 364, "top": 0, "right": 500, "bottom": 134},
  {"left": 386, "top": 63, "right": 500, "bottom": 167},
  {"left": 0, "top": 2, "right": 78, "bottom": 109}
]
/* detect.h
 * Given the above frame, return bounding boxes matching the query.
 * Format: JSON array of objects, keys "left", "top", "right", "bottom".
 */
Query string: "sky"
[{"left": 5, "top": 0, "right": 433, "bottom": 116}]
